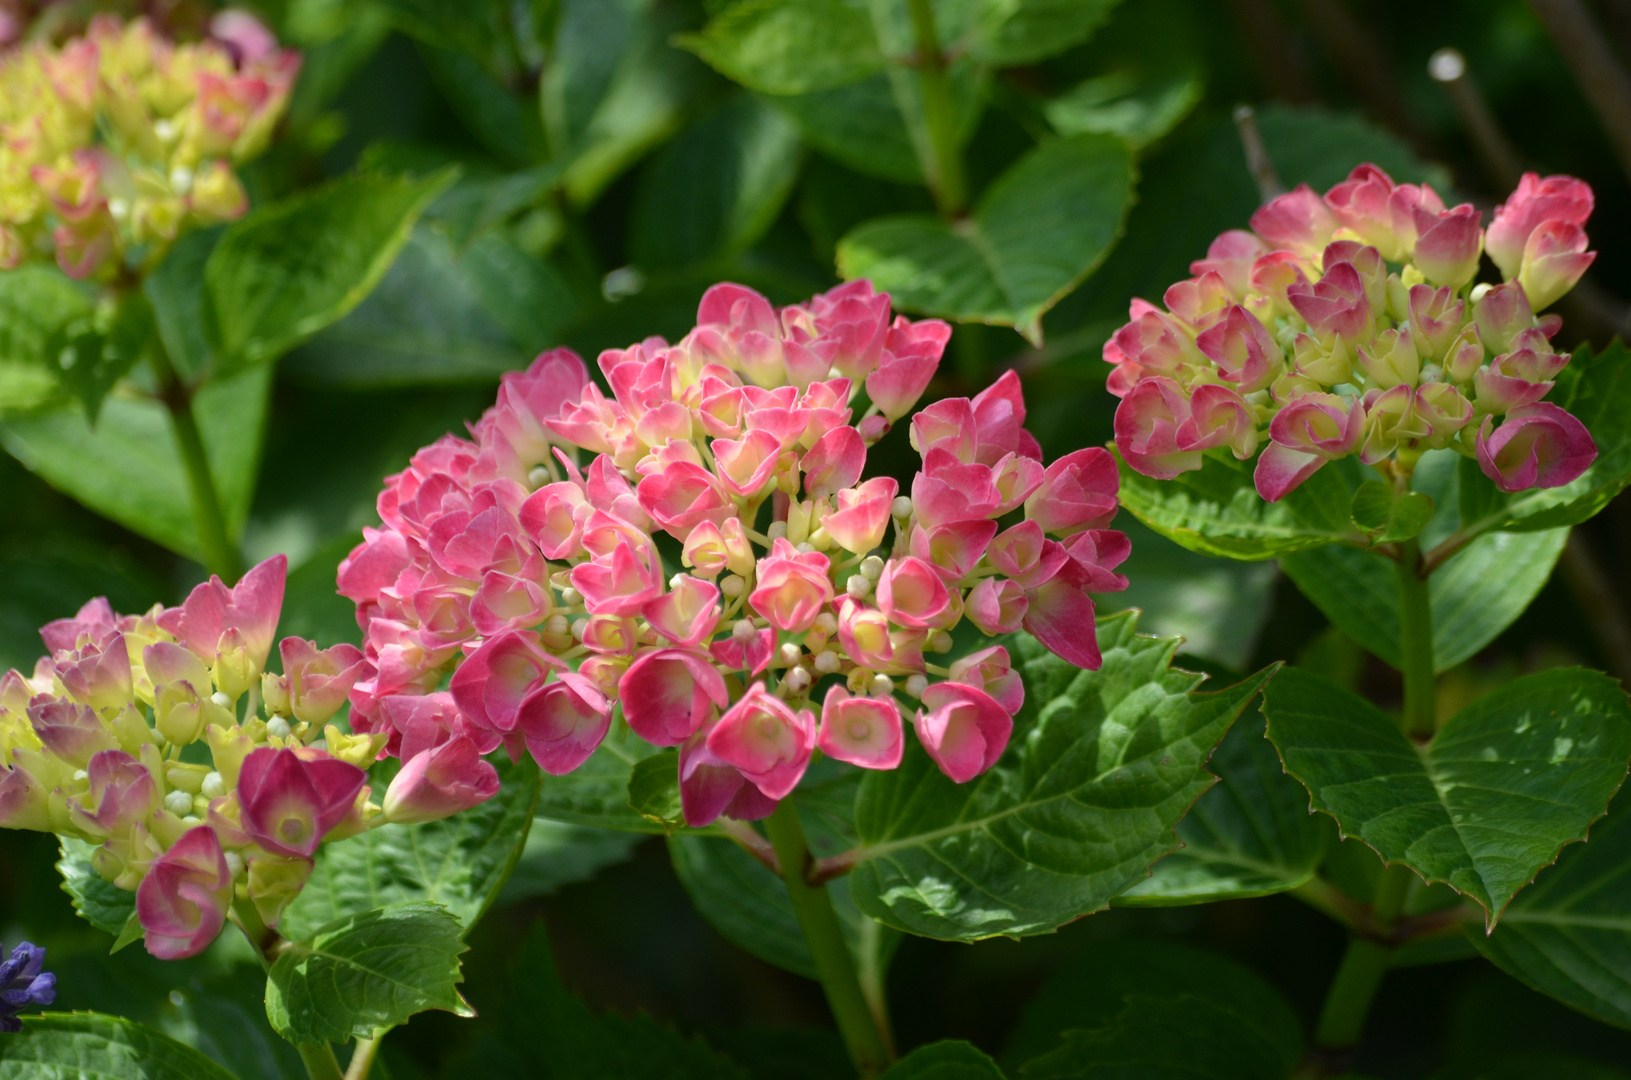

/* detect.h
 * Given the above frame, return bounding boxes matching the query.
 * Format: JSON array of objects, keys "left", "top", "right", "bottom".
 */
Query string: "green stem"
[
  {"left": 1310, "top": 864, "right": 1413, "bottom": 1059},
  {"left": 232, "top": 901, "right": 345, "bottom": 1080},
  {"left": 1395, "top": 536, "right": 1436, "bottom": 739},
  {"left": 343, "top": 1034, "right": 387, "bottom": 1080},
  {"left": 150, "top": 345, "right": 243, "bottom": 582},
  {"left": 765, "top": 802, "right": 893, "bottom": 1078},
  {"left": 905, "top": 0, "right": 968, "bottom": 217}
]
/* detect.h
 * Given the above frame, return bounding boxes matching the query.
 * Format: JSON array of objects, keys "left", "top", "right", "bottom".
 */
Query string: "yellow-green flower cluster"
[{"left": 0, "top": 12, "right": 299, "bottom": 279}]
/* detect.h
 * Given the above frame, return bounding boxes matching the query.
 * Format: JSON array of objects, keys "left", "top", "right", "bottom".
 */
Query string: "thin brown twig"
[{"left": 1233, "top": 104, "right": 1285, "bottom": 202}]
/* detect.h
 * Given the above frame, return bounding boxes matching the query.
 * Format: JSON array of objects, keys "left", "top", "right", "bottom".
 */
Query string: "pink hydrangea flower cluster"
[
  {"left": 1108, "top": 166, "right": 1600, "bottom": 500},
  {"left": 0, "top": 557, "right": 489, "bottom": 961},
  {"left": 340, "top": 281, "right": 1127, "bottom": 828},
  {"left": 0, "top": 11, "right": 299, "bottom": 278}
]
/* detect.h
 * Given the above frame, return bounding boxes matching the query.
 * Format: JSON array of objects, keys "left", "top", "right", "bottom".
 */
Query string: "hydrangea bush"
[{"left": 4, "top": 1, "right": 1631, "bottom": 1078}]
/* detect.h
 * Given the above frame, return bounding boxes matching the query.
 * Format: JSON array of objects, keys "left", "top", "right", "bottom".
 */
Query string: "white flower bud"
[
  {"left": 891, "top": 496, "right": 914, "bottom": 519},
  {"left": 767, "top": 521, "right": 789, "bottom": 541},
  {"left": 164, "top": 790, "right": 194, "bottom": 816},
  {"left": 733, "top": 619, "right": 757, "bottom": 642},
  {"left": 266, "top": 716, "right": 292, "bottom": 740},
  {"left": 223, "top": 851, "right": 245, "bottom": 880},
  {"left": 527, "top": 466, "right": 553, "bottom": 489},
  {"left": 860, "top": 555, "right": 885, "bottom": 580},
  {"left": 720, "top": 575, "right": 745, "bottom": 598},
  {"left": 779, "top": 643, "right": 803, "bottom": 666},
  {"left": 559, "top": 587, "right": 583, "bottom": 607},
  {"left": 905, "top": 674, "right": 928, "bottom": 699},
  {"left": 847, "top": 575, "right": 872, "bottom": 599},
  {"left": 928, "top": 630, "right": 953, "bottom": 654},
  {"left": 814, "top": 612, "right": 838, "bottom": 636},
  {"left": 814, "top": 650, "right": 841, "bottom": 674},
  {"left": 785, "top": 666, "right": 812, "bottom": 693},
  {"left": 210, "top": 691, "right": 233, "bottom": 709},
  {"left": 201, "top": 771, "right": 226, "bottom": 799},
  {"left": 545, "top": 615, "right": 570, "bottom": 636},
  {"left": 570, "top": 619, "right": 587, "bottom": 641},
  {"left": 869, "top": 674, "right": 894, "bottom": 698}
]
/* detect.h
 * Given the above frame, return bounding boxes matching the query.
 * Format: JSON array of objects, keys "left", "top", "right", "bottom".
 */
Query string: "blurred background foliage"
[{"left": 5, "top": 0, "right": 1631, "bottom": 1076}]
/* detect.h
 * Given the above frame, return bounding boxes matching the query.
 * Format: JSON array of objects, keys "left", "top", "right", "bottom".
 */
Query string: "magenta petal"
[{"left": 1253, "top": 442, "right": 1326, "bottom": 502}]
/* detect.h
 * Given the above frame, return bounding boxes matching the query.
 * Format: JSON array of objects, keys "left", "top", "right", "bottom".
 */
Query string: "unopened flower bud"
[
  {"left": 545, "top": 615, "right": 569, "bottom": 636},
  {"left": 201, "top": 771, "right": 226, "bottom": 799},
  {"left": 210, "top": 692, "right": 233, "bottom": 709},
  {"left": 905, "top": 674, "right": 928, "bottom": 699},
  {"left": 814, "top": 612, "right": 838, "bottom": 636},
  {"left": 859, "top": 556, "right": 884, "bottom": 581},
  {"left": 891, "top": 496, "right": 914, "bottom": 519},
  {"left": 559, "top": 587, "right": 583, "bottom": 607},
  {"left": 527, "top": 466, "right": 552, "bottom": 488},
  {"left": 163, "top": 790, "right": 193, "bottom": 816},
  {"left": 720, "top": 575, "right": 745, "bottom": 598},
  {"left": 767, "top": 521, "right": 788, "bottom": 542},
  {"left": 847, "top": 575, "right": 872, "bottom": 599},
  {"left": 869, "top": 674, "right": 894, "bottom": 698},
  {"left": 265, "top": 717, "right": 292, "bottom": 740},
  {"left": 733, "top": 619, "right": 756, "bottom": 642},
  {"left": 261, "top": 672, "right": 290, "bottom": 716},
  {"left": 814, "top": 650, "right": 841, "bottom": 674},
  {"left": 785, "top": 666, "right": 812, "bottom": 693},
  {"left": 928, "top": 630, "right": 953, "bottom": 654},
  {"left": 779, "top": 643, "right": 803, "bottom": 666}
]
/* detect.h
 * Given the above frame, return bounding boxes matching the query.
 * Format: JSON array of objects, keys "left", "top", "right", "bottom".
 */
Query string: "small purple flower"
[{"left": 0, "top": 941, "right": 55, "bottom": 1033}]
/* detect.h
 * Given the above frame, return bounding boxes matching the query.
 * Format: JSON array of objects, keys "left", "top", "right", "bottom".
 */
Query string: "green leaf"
[
  {"left": 1113, "top": 518, "right": 1278, "bottom": 670},
  {"left": 109, "top": 911, "right": 144, "bottom": 955},
  {"left": 883, "top": 1040, "right": 1006, "bottom": 1079},
  {"left": 0, "top": 266, "right": 94, "bottom": 416},
  {"left": 1001, "top": 938, "right": 1303, "bottom": 1070},
  {"left": 278, "top": 755, "right": 540, "bottom": 940},
  {"left": 1472, "top": 786, "right": 1631, "bottom": 1029},
  {"left": 679, "top": 0, "right": 885, "bottom": 95},
  {"left": 1043, "top": 68, "right": 1202, "bottom": 149},
  {"left": 1257, "top": 104, "right": 1454, "bottom": 194},
  {"left": 631, "top": 94, "right": 803, "bottom": 270},
  {"left": 846, "top": 614, "right": 1276, "bottom": 940},
  {"left": 205, "top": 169, "right": 457, "bottom": 371},
  {"left": 281, "top": 227, "right": 576, "bottom": 388},
  {"left": 57, "top": 836, "right": 135, "bottom": 936},
  {"left": 1114, "top": 449, "right": 1361, "bottom": 561},
  {"left": 960, "top": 0, "right": 1121, "bottom": 66},
  {"left": 0, "top": 1012, "right": 239, "bottom": 1079},
  {"left": 543, "top": 0, "right": 642, "bottom": 156},
  {"left": 1018, "top": 994, "right": 1301, "bottom": 1080},
  {"left": 1262, "top": 666, "right": 1631, "bottom": 925},
  {"left": 447, "top": 922, "right": 750, "bottom": 1078},
  {"left": 838, "top": 134, "right": 1135, "bottom": 345},
  {"left": 417, "top": 44, "right": 548, "bottom": 165},
  {"left": 1115, "top": 710, "right": 1327, "bottom": 906},
  {"left": 535, "top": 730, "right": 673, "bottom": 833},
  {"left": 627, "top": 749, "right": 686, "bottom": 828},
  {"left": 668, "top": 832, "right": 898, "bottom": 982},
  {"left": 47, "top": 293, "right": 155, "bottom": 424},
  {"left": 265, "top": 902, "right": 473, "bottom": 1045},
  {"left": 143, "top": 227, "right": 223, "bottom": 383},
  {"left": 1279, "top": 527, "right": 1569, "bottom": 674},
  {"left": 1349, "top": 479, "right": 1434, "bottom": 543},
  {"left": 768, "top": 63, "right": 985, "bottom": 185},
  {"left": 1457, "top": 341, "right": 1631, "bottom": 536},
  {"left": 1, "top": 365, "right": 271, "bottom": 560},
  {"left": 495, "top": 820, "right": 644, "bottom": 905}
]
